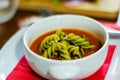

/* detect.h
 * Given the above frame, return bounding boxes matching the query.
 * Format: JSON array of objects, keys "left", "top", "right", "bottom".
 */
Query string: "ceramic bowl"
[{"left": 23, "top": 15, "right": 109, "bottom": 80}]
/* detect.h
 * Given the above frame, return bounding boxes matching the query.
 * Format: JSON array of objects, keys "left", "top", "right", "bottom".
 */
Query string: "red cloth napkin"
[
  {"left": 6, "top": 45, "right": 116, "bottom": 80},
  {"left": 83, "top": 45, "right": 116, "bottom": 80},
  {"left": 98, "top": 20, "right": 120, "bottom": 31}
]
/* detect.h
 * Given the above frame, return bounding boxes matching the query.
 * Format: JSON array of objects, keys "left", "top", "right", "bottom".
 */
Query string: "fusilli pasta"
[{"left": 39, "top": 29, "right": 95, "bottom": 60}]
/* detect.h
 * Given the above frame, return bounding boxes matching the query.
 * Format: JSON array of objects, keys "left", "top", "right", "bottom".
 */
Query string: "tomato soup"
[{"left": 30, "top": 28, "right": 102, "bottom": 59}]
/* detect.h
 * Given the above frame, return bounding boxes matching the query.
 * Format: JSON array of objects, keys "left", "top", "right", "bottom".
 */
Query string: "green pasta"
[
  {"left": 68, "top": 45, "right": 81, "bottom": 59},
  {"left": 40, "top": 34, "right": 60, "bottom": 51},
  {"left": 56, "top": 29, "right": 66, "bottom": 40},
  {"left": 39, "top": 29, "right": 95, "bottom": 60},
  {"left": 42, "top": 42, "right": 71, "bottom": 60}
]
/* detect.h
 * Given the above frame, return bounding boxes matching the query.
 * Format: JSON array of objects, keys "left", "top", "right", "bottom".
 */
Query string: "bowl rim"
[{"left": 23, "top": 14, "right": 109, "bottom": 63}]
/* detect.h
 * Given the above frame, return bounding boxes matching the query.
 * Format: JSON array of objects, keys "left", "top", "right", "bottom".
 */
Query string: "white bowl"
[{"left": 23, "top": 15, "right": 109, "bottom": 80}]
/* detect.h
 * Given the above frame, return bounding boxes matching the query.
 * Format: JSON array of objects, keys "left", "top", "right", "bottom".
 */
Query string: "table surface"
[
  {"left": 0, "top": 10, "right": 120, "bottom": 80},
  {"left": 0, "top": 10, "right": 118, "bottom": 49},
  {"left": 19, "top": 0, "right": 120, "bottom": 20}
]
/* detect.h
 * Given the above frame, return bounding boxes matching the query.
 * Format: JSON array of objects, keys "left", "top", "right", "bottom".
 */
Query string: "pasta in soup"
[{"left": 30, "top": 28, "right": 102, "bottom": 60}]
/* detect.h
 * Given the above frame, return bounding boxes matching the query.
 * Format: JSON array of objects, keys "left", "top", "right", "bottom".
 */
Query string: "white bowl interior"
[{"left": 24, "top": 15, "right": 107, "bottom": 47}]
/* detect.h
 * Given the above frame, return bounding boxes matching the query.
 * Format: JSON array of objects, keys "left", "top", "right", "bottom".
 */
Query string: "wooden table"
[
  {"left": 0, "top": 10, "right": 40, "bottom": 49},
  {"left": 18, "top": 0, "right": 120, "bottom": 20}
]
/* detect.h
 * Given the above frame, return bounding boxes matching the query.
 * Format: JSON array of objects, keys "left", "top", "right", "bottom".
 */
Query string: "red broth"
[{"left": 30, "top": 28, "right": 102, "bottom": 59}]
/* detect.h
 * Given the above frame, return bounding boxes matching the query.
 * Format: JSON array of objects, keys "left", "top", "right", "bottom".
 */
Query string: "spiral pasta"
[
  {"left": 42, "top": 42, "right": 71, "bottom": 60},
  {"left": 56, "top": 29, "right": 66, "bottom": 40},
  {"left": 68, "top": 45, "right": 81, "bottom": 59},
  {"left": 40, "top": 34, "right": 60, "bottom": 51},
  {"left": 39, "top": 29, "right": 95, "bottom": 60},
  {"left": 66, "top": 33, "right": 87, "bottom": 45}
]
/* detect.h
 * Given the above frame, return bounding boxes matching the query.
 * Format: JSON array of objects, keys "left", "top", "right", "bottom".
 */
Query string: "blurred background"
[{"left": 0, "top": 0, "right": 120, "bottom": 48}]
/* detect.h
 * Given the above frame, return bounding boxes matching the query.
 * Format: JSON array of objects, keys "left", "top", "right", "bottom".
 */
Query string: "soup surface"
[{"left": 30, "top": 28, "right": 102, "bottom": 60}]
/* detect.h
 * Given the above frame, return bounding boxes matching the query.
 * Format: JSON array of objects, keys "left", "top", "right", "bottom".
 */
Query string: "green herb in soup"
[{"left": 30, "top": 28, "right": 102, "bottom": 60}]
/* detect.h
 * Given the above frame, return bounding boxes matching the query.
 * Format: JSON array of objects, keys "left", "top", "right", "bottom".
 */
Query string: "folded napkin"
[
  {"left": 6, "top": 45, "right": 116, "bottom": 80},
  {"left": 83, "top": 45, "right": 116, "bottom": 80}
]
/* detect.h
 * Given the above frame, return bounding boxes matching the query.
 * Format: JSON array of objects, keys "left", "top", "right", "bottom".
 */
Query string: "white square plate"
[{"left": 0, "top": 26, "right": 120, "bottom": 80}]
